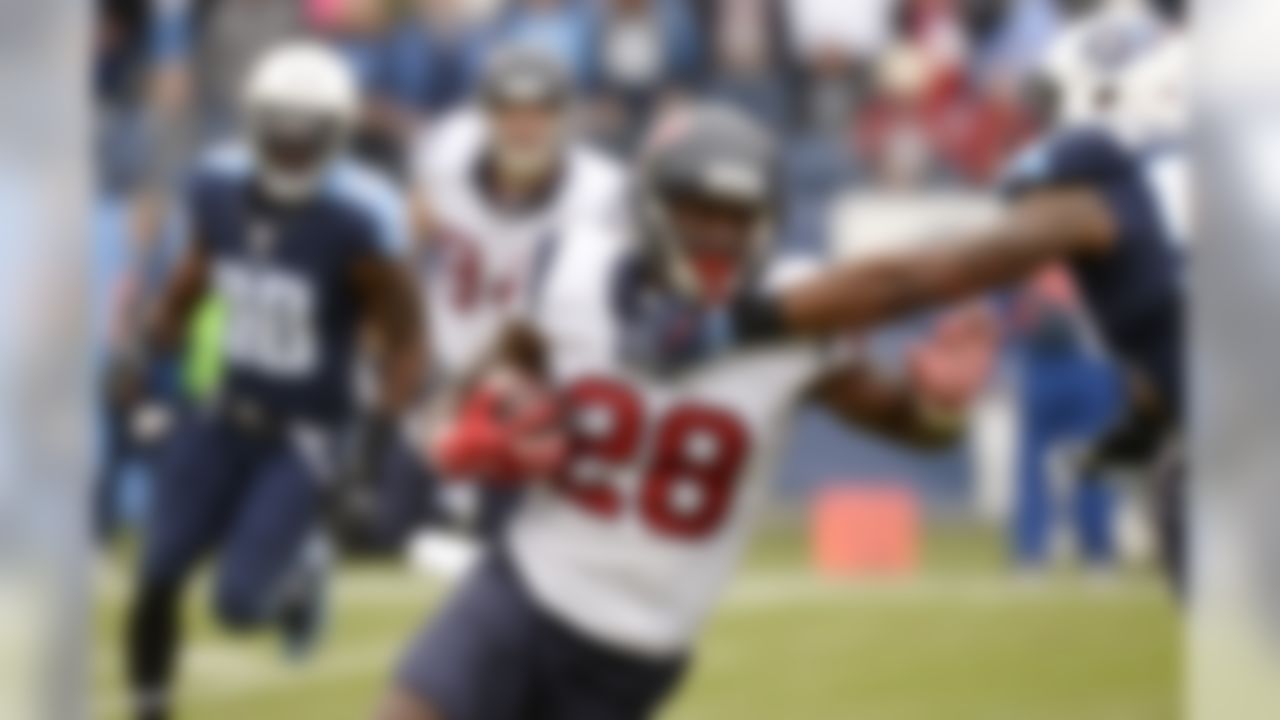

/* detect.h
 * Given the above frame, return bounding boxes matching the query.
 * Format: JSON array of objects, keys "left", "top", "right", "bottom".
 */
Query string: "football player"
[
  {"left": 405, "top": 44, "right": 627, "bottom": 544},
  {"left": 126, "top": 42, "right": 423, "bottom": 720},
  {"left": 376, "top": 104, "right": 995, "bottom": 720}
]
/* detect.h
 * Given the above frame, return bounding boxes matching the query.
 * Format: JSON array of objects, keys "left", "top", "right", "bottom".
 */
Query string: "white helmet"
[
  {"left": 242, "top": 40, "right": 360, "bottom": 202},
  {"left": 1039, "top": 0, "right": 1164, "bottom": 130},
  {"left": 1112, "top": 33, "right": 1187, "bottom": 148}
]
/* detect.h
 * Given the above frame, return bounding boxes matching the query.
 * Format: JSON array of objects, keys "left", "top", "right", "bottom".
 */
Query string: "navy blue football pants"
[{"left": 138, "top": 412, "right": 323, "bottom": 628}]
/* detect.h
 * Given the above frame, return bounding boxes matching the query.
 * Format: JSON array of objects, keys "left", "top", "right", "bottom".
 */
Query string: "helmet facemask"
[
  {"left": 479, "top": 45, "right": 575, "bottom": 185},
  {"left": 242, "top": 41, "right": 359, "bottom": 204},
  {"left": 643, "top": 171, "right": 774, "bottom": 306},
  {"left": 635, "top": 102, "right": 779, "bottom": 306},
  {"left": 249, "top": 105, "right": 349, "bottom": 203},
  {"left": 486, "top": 98, "right": 570, "bottom": 184}
]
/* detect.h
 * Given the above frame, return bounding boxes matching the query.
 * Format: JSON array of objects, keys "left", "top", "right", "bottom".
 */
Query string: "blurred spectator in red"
[
  {"left": 856, "top": 0, "right": 1039, "bottom": 186},
  {"left": 855, "top": 46, "right": 944, "bottom": 187},
  {"left": 933, "top": 69, "right": 1036, "bottom": 183},
  {"left": 925, "top": 0, "right": 1048, "bottom": 183},
  {"left": 895, "top": 0, "right": 969, "bottom": 107}
]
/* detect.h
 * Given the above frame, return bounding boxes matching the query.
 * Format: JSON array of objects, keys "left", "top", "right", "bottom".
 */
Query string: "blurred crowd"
[
  {"left": 92, "top": 0, "right": 1092, "bottom": 370},
  {"left": 91, "top": 0, "right": 1082, "bottom": 414},
  {"left": 95, "top": 0, "right": 1084, "bottom": 200}
]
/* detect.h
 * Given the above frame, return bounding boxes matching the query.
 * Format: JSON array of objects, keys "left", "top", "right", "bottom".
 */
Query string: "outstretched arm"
[
  {"left": 810, "top": 364, "right": 963, "bottom": 450},
  {"left": 146, "top": 240, "right": 210, "bottom": 351},
  {"left": 776, "top": 189, "right": 1115, "bottom": 337},
  {"left": 329, "top": 257, "right": 425, "bottom": 533}
]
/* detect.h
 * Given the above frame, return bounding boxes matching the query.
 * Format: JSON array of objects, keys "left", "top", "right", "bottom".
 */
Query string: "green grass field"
[{"left": 93, "top": 523, "right": 1179, "bottom": 720}]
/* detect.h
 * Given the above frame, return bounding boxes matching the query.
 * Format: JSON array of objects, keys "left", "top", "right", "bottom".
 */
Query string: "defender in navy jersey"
[
  {"left": 1002, "top": 127, "right": 1185, "bottom": 419},
  {"left": 661, "top": 100, "right": 1188, "bottom": 590},
  {"left": 125, "top": 43, "right": 423, "bottom": 720}
]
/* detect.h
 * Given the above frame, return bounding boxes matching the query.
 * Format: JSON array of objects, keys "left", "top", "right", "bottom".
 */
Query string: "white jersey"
[
  {"left": 413, "top": 108, "right": 628, "bottom": 382},
  {"left": 506, "top": 224, "right": 839, "bottom": 657}
]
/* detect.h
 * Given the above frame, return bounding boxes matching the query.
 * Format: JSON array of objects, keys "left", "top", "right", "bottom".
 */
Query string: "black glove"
[
  {"left": 328, "top": 413, "right": 397, "bottom": 546},
  {"left": 1079, "top": 405, "right": 1174, "bottom": 477},
  {"left": 623, "top": 291, "right": 787, "bottom": 377}
]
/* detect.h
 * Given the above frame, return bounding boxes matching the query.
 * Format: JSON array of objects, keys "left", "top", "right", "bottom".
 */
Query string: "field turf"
[{"left": 93, "top": 523, "right": 1179, "bottom": 719}]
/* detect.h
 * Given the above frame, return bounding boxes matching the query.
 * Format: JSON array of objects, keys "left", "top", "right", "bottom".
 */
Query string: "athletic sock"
[{"left": 126, "top": 582, "right": 181, "bottom": 720}]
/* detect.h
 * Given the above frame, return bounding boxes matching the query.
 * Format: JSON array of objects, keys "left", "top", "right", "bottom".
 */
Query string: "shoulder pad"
[
  {"left": 1002, "top": 128, "right": 1137, "bottom": 198},
  {"left": 326, "top": 161, "right": 410, "bottom": 254}
]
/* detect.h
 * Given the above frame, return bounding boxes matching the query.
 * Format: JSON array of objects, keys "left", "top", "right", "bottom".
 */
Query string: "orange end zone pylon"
[{"left": 811, "top": 483, "right": 920, "bottom": 578}]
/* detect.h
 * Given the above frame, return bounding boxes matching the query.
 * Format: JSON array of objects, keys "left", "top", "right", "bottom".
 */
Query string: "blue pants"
[
  {"left": 139, "top": 413, "right": 323, "bottom": 628},
  {"left": 94, "top": 395, "right": 143, "bottom": 543},
  {"left": 1014, "top": 353, "right": 1122, "bottom": 567},
  {"left": 397, "top": 556, "right": 687, "bottom": 720}
]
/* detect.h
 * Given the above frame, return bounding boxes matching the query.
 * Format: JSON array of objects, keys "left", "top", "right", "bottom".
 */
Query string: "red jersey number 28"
[{"left": 555, "top": 376, "right": 749, "bottom": 540}]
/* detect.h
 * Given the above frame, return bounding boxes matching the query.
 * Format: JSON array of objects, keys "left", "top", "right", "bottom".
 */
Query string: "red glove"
[{"left": 432, "top": 370, "right": 567, "bottom": 485}]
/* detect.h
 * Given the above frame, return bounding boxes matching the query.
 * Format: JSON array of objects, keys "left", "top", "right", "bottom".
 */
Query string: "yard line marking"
[
  {"left": 96, "top": 566, "right": 1162, "bottom": 609},
  {"left": 725, "top": 571, "right": 1164, "bottom": 609}
]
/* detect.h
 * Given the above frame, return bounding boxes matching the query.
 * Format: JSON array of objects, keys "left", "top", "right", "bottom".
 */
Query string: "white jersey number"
[
  {"left": 216, "top": 262, "right": 318, "bottom": 378},
  {"left": 555, "top": 376, "right": 749, "bottom": 540}
]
